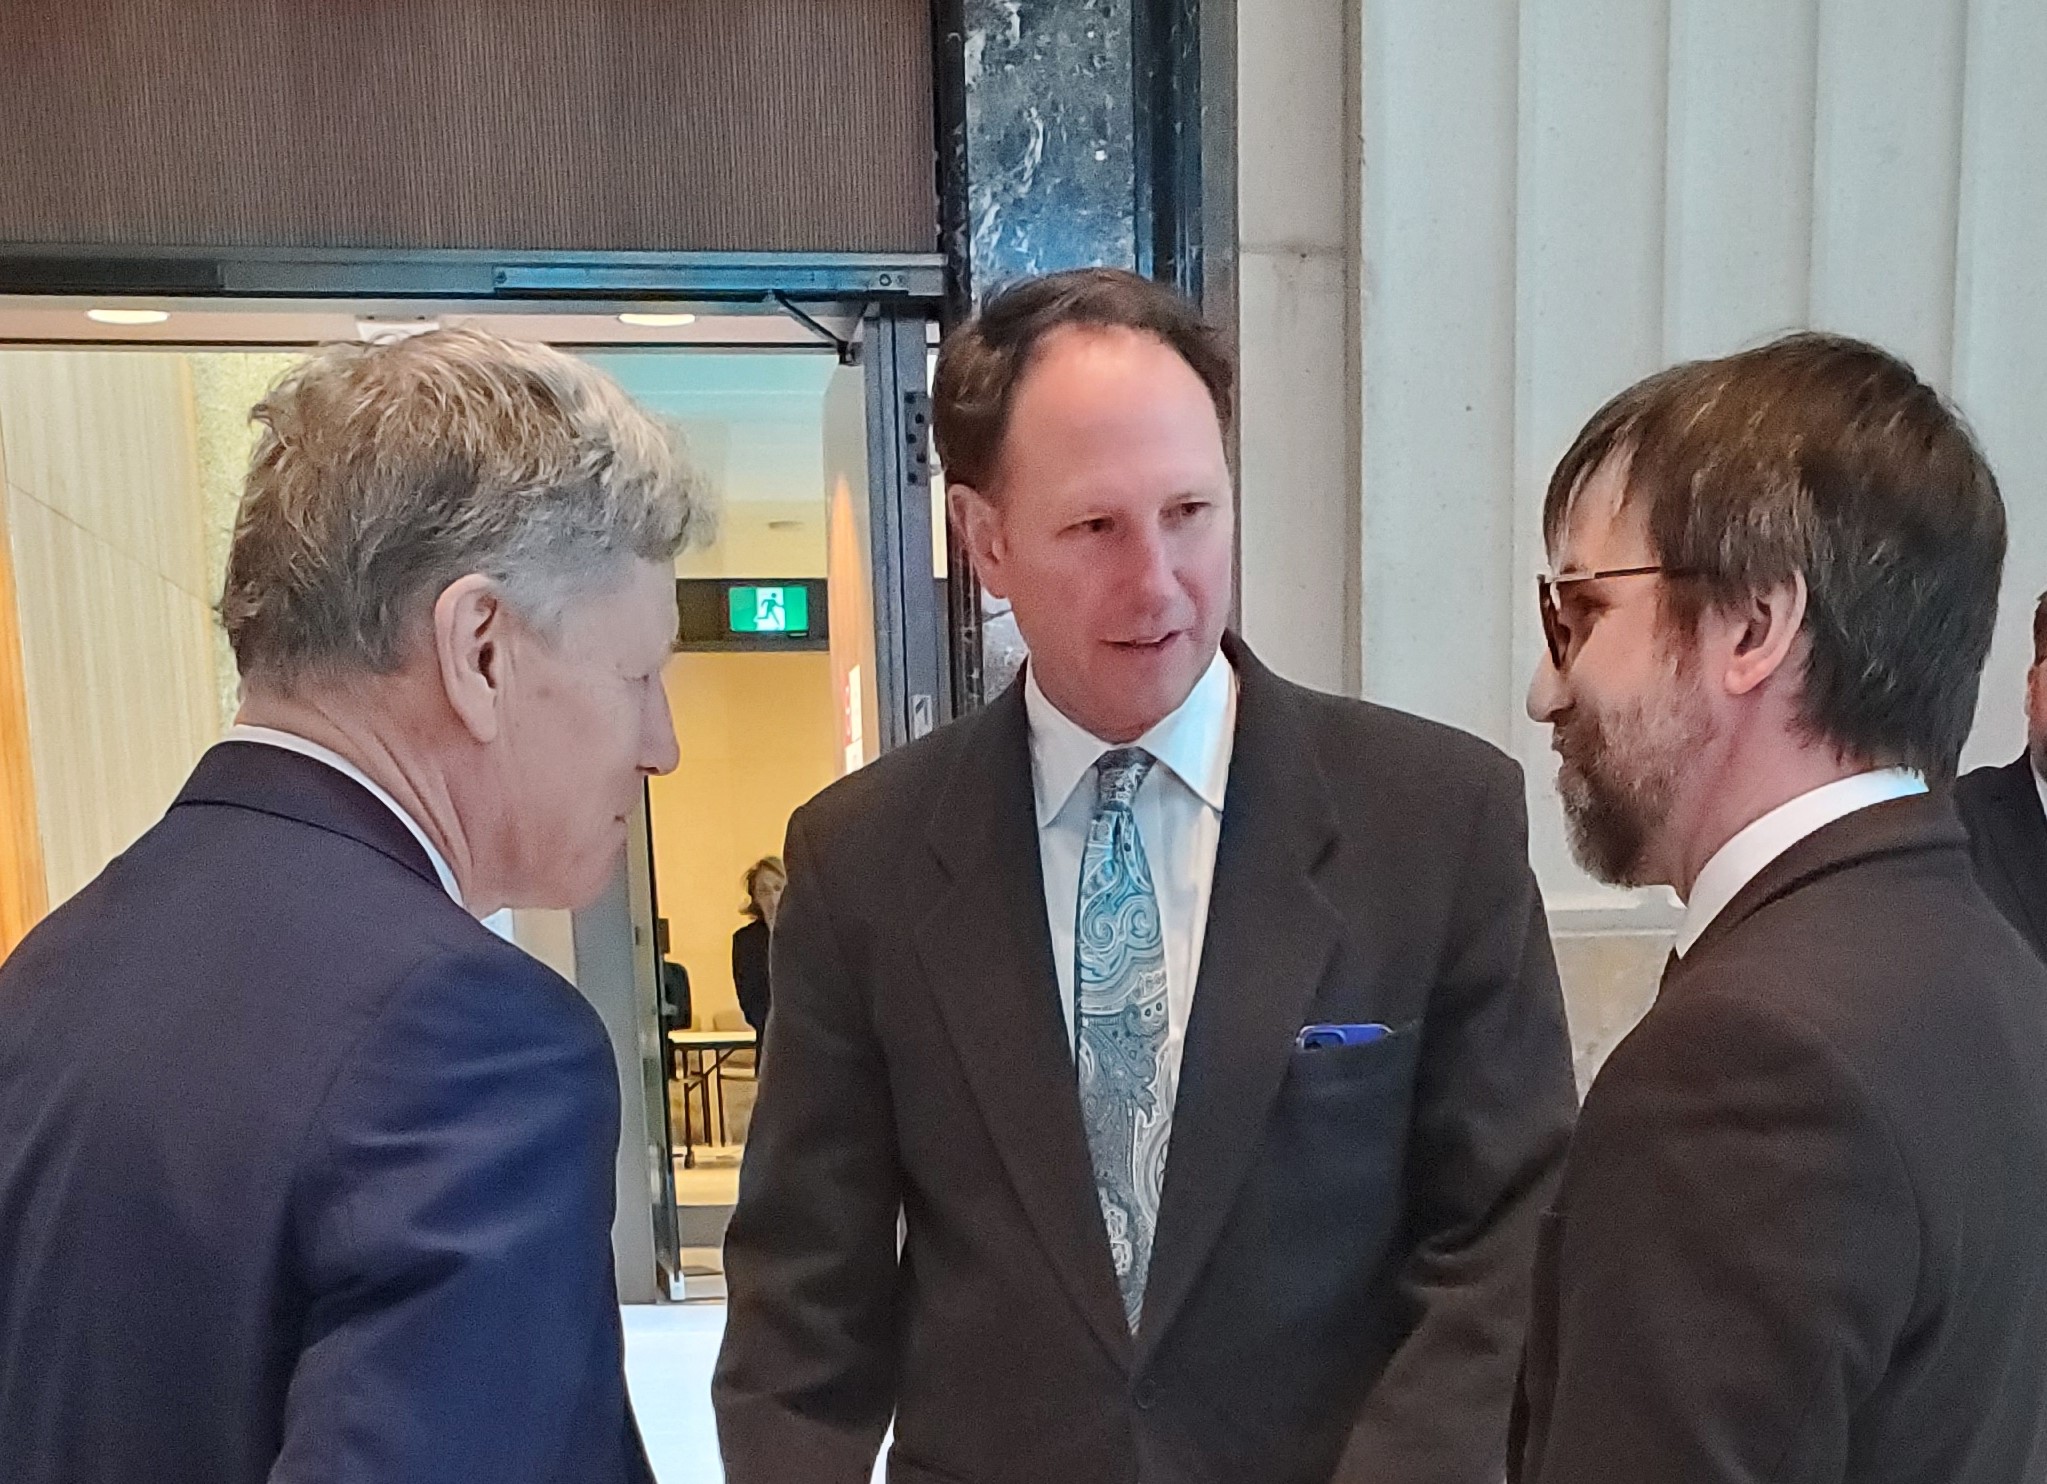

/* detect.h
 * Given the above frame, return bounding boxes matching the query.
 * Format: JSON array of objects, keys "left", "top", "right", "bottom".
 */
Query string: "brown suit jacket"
[
  {"left": 1513, "top": 794, "right": 2047, "bottom": 1484},
  {"left": 716, "top": 635, "right": 1577, "bottom": 1484}
]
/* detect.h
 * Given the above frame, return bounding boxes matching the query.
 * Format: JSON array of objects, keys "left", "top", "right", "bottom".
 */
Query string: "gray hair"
[{"left": 221, "top": 327, "right": 712, "bottom": 683}]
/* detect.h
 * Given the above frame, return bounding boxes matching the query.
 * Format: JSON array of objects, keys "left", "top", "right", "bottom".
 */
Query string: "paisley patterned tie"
[{"left": 1074, "top": 746, "right": 1173, "bottom": 1331}]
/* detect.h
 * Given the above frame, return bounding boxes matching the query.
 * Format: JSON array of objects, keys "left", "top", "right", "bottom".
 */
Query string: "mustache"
[{"left": 1551, "top": 709, "right": 1603, "bottom": 773}]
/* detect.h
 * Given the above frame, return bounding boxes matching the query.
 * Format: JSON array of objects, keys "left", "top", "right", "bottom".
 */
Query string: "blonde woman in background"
[{"left": 732, "top": 855, "right": 784, "bottom": 1062}]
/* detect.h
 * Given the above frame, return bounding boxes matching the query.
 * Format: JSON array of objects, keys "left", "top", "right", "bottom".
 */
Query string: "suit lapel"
[
  {"left": 913, "top": 683, "right": 1134, "bottom": 1366},
  {"left": 1136, "top": 640, "right": 1342, "bottom": 1358}
]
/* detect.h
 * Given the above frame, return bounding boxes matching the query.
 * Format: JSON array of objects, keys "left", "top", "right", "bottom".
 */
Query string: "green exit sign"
[{"left": 728, "top": 584, "right": 809, "bottom": 635}]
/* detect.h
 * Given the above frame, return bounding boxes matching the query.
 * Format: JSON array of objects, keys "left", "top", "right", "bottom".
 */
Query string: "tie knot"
[{"left": 1094, "top": 747, "right": 1154, "bottom": 808}]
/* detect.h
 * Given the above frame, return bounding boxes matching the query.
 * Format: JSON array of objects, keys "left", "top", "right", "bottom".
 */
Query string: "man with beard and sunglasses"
[{"left": 1511, "top": 333, "right": 2047, "bottom": 1484}]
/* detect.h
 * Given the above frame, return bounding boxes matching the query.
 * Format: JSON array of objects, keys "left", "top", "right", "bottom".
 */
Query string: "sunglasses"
[{"left": 1536, "top": 565, "right": 1696, "bottom": 670}]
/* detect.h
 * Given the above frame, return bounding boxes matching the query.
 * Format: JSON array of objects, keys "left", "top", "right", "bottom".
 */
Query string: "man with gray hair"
[{"left": 0, "top": 329, "right": 704, "bottom": 1483}]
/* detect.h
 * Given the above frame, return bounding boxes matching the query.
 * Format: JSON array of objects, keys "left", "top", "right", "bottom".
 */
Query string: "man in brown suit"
[
  {"left": 1514, "top": 334, "right": 2047, "bottom": 1484},
  {"left": 718, "top": 269, "right": 1578, "bottom": 1484}
]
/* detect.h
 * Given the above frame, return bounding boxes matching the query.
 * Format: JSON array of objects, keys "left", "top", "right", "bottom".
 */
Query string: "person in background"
[
  {"left": 715, "top": 268, "right": 1576, "bottom": 1484},
  {"left": 1513, "top": 333, "right": 2047, "bottom": 1484},
  {"left": 654, "top": 916, "right": 694, "bottom": 1084},
  {"left": 0, "top": 328, "right": 707, "bottom": 1484},
  {"left": 1952, "top": 587, "right": 2047, "bottom": 962},
  {"left": 663, "top": 957, "right": 695, "bottom": 1032},
  {"left": 731, "top": 855, "right": 784, "bottom": 1060}
]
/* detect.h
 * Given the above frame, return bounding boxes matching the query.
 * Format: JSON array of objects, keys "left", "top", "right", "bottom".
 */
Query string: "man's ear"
[
  {"left": 948, "top": 482, "right": 1010, "bottom": 601},
  {"left": 1721, "top": 572, "right": 1808, "bottom": 698},
  {"left": 432, "top": 574, "right": 509, "bottom": 744}
]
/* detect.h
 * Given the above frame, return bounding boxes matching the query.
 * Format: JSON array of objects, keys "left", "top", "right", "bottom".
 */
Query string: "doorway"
[{"left": 0, "top": 282, "right": 949, "bottom": 1304}]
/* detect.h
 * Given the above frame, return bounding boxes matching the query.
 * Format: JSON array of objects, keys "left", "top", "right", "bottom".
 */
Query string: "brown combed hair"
[
  {"left": 932, "top": 267, "right": 1234, "bottom": 492},
  {"left": 1546, "top": 332, "right": 2006, "bottom": 782}
]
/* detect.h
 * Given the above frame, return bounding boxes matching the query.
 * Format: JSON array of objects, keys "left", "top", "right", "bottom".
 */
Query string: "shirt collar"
[
  {"left": 1024, "top": 647, "right": 1237, "bottom": 828},
  {"left": 225, "top": 724, "right": 465, "bottom": 908},
  {"left": 1676, "top": 767, "right": 1926, "bottom": 958},
  {"left": 2033, "top": 757, "right": 2047, "bottom": 825}
]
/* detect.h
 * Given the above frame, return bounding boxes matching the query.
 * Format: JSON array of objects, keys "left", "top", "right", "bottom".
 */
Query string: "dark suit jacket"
[
  {"left": 732, "top": 917, "right": 773, "bottom": 1040},
  {"left": 0, "top": 743, "right": 651, "bottom": 1484},
  {"left": 1953, "top": 754, "right": 2047, "bottom": 962},
  {"left": 715, "top": 635, "right": 1578, "bottom": 1484},
  {"left": 663, "top": 958, "right": 695, "bottom": 1030},
  {"left": 1512, "top": 795, "right": 2047, "bottom": 1484}
]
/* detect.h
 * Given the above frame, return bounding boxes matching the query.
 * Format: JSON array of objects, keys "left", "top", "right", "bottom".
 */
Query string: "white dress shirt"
[
  {"left": 1026, "top": 649, "right": 1238, "bottom": 1101},
  {"left": 225, "top": 724, "right": 465, "bottom": 908},
  {"left": 1675, "top": 768, "right": 1927, "bottom": 958},
  {"left": 2034, "top": 758, "right": 2047, "bottom": 826}
]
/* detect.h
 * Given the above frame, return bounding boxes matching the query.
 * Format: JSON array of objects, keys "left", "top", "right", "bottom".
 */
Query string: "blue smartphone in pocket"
[{"left": 1295, "top": 1022, "right": 1392, "bottom": 1050}]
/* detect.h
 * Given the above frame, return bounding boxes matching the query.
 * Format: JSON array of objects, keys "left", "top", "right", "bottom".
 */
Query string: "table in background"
[{"left": 666, "top": 1027, "right": 757, "bottom": 1167}]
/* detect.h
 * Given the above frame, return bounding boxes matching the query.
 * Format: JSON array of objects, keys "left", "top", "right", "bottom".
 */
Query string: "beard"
[{"left": 1554, "top": 661, "right": 1710, "bottom": 887}]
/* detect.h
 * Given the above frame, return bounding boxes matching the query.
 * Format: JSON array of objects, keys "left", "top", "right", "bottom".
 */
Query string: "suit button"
[{"left": 1133, "top": 1380, "right": 1160, "bottom": 1410}]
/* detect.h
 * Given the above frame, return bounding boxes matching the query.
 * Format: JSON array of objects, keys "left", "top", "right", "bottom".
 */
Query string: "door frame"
[{"left": 0, "top": 248, "right": 953, "bottom": 1299}]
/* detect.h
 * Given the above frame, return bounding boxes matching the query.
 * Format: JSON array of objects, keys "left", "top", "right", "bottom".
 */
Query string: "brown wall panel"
[{"left": 0, "top": 1, "right": 935, "bottom": 254}]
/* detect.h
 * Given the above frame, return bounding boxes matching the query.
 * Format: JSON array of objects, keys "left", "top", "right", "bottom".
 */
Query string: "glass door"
[{"left": 633, "top": 309, "right": 947, "bottom": 1296}]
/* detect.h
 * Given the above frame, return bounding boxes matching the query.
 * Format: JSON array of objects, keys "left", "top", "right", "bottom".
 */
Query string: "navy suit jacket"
[{"left": 0, "top": 742, "right": 652, "bottom": 1484}]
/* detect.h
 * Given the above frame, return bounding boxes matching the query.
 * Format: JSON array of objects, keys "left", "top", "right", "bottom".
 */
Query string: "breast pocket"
[
  {"left": 1269, "top": 1016, "right": 1425, "bottom": 1211},
  {"left": 1283, "top": 1017, "right": 1424, "bottom": 1101},
  {"left": 1246, "top": 1017, "right": 1427, "bottom": 1323}
]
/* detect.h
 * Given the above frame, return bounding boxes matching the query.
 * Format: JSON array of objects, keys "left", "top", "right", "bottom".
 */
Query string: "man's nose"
[
  {"left": 1120, "top": 526, "right": 1179, "bottom": 607},
  {"left": 1527, "top": 654, "right": 1566, "bottom": 725}
]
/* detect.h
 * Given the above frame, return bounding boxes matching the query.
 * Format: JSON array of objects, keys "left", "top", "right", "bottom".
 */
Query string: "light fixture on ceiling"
[
  {"left": 86, "top": 307, "right": 170, "bottom": 326},
  {"left": 618, "top": 311, "right": 697, "bottom": 328},
  {"left": 766, "top": 519, "right": 805, "bottom": 531},
  {"left": 354, "top": 318, "right": 441, "bottom": 343}
]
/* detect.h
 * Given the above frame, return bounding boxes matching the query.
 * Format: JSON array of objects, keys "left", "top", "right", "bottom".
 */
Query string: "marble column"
[{"left": 963, "top": 0, "right": 1141, "bottom": 289}]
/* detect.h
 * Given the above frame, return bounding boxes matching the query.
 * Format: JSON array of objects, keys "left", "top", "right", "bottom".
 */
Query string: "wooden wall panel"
[{"left": 0, "top": 0, "right": 934, "bottom": 254}]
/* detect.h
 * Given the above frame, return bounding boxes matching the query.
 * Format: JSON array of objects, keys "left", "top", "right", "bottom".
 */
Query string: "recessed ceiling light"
[
  {"left": 86, "top": 307, "right": 169, "bottom": 326},
  {"left": 619, "top": 311, "right": 697, "bottom": 328},
  {"left": 354, "top": 318, "right": 440, "bottom": 343}
]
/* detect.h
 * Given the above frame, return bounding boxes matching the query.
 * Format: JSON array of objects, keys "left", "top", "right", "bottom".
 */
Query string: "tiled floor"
[
  {"left": 673, "top": 1155, "right": 741, "bottom": 1209},
  {"left": 623, "top": 1304, "right": 727, "bottom": 1484},
  {"left": 672, "top": 1147, "right": 739, "bottom": 1296},
  {"left": 623, "top": 1304, "right": 886, "bottom": 1483}
]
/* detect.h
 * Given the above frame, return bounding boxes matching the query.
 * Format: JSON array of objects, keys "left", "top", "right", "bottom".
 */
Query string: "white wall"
[
  {"left": 1235, "top": 0, "right": 1356, "bottom": 698},
  {"left": 1237, "top": 0, "right": 2047, "bottom": 1077}
]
